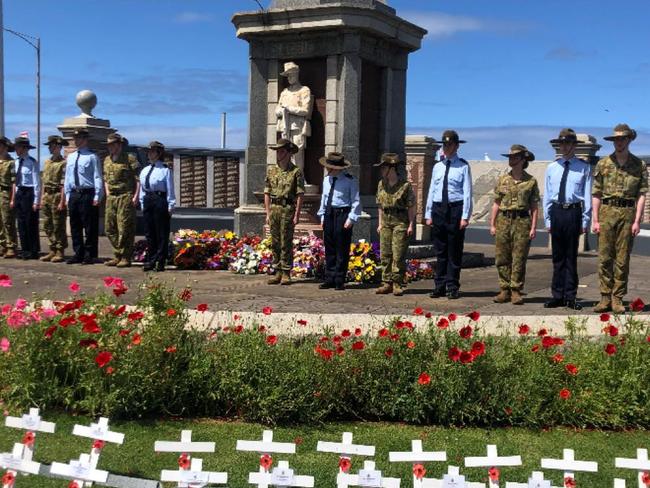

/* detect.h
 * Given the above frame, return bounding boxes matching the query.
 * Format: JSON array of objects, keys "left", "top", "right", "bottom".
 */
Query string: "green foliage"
[{"left": 1, "top": 283, "right": 650, "bottom": 428}]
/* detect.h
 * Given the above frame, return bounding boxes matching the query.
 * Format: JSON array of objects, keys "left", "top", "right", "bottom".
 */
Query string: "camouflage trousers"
[
  {"left": 494, "top": 214, "right": 531, "bottom": 290},
  {"left": 0, "top": 191, "right": 16, "bottom": 251},
  {"left": 380, "top": 214, "right": 409, "bottom": 284},
  {"left": 598, "top": 205, "right": 635, "bottom": 298},
  {"left": 105, "top": 193, "right": 136, "bottom": 259},
  {"left": 41, "top": 191, "right": 68, "bottom": 251},
  {"left": 269, "top": 204, "right": 295, "bottom": 273}
]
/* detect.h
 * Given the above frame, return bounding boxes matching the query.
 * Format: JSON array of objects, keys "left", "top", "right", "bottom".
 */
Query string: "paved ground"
[{"left": 1, "top": 236, "right": 648, "bottom": 334}]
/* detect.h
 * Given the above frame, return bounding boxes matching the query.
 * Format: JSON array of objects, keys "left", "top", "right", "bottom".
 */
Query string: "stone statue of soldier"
[{"left": 275, "top": 61, "right": 314, "bottom": 173}]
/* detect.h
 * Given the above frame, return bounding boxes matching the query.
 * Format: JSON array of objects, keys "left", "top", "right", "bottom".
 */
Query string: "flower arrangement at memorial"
[
  {"left": 229, "top": 236, "right": 272, "bottom": 275},
  {"left": 347, "top": 240, "right": 380, "bottom": 283},
  {"left": 291, "top": 233, "right": 325, "bottom": 279},
  {"left": 405, "top": 259, "right": 435, "bottom": 282}
]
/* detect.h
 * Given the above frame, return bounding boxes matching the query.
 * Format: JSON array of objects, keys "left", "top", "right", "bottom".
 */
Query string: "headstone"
[
  {"left": 614, "top": 448, "right": 650, "bottom": 488},
  {"left": 72, "top": 417, "right": 124, "bottom": 488},
  {"left": 317, "top": 432, "right": 375, "bottom": 475},
  {"left": 155, "top": 430, "right": 222, "bottom": 488},
  {"left": 540, "top": 449, "right": 598, "bottom": 488},
  {"left": 388, "top": 439, "right": 446, "bottom": 488},
  {"left": 248, "top": 459, "right": 314, "bottom": 488},
  {"left": 336, "top": 460, "right": 400, "bottom": 488},
  {"left": 465, "top": 445, "right": 522, "bottom": 488}
]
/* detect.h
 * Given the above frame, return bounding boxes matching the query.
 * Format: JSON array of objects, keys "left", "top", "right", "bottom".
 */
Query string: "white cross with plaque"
[
  {"left": 50, "top": 453, "right": 109, "bottom": 486},
  {"left": 155, "top": 430, "right": 218, "bottom": 488},
  {"left": 465, "top": 445, "right": 522, "bottom": 488},
  {"left": 237, "top": 430, "right": 296, "bottom": 480},
  {"left": 614, "top": 448, "right": 650, "bottom": 488},
  {"left": 505, "top": 471, "right": 553, "bottom": 488},
  {"left": 427, "top": 466, "right": 485, "bottom": 488},
  {"left": 72, "top": 417, "right": 124, "bottom": 487},
  {"left": 336, "top": 460, "right": 401, "bottom": 488},
  {"left": 317, "top": 432, "right": 375, "bottom": 475},
  {"left": 248, "top": 459, "right": 314, "bottom": 488},
  {"left": 389, "top": 439, "right": 446, "bottom": 488},
  {"left": 540, "top": 449, "right": 598, "bottom": 488}
]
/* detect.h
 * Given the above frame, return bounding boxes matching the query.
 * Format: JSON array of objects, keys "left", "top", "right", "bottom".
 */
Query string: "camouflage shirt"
[
  {"left": 376, "top": 178, "right": 416, "bottom": 210},
  {"left": 0, "top": 158, "right": 15, "bottom": 188},
  {"left": 493, "top": 171, "right": 540, "bottom": 211},
  {"left": 41, "top": 156, "right": 66, "bottom": 190},
  {"left": 263, "top": 163, "right": 305, "bottom": 202},
  {"left": 103, "top": 152, "right": 139, "bottom": 195},
  {"left": 593, "top": 153, "right": 649, "bottom": 200}
]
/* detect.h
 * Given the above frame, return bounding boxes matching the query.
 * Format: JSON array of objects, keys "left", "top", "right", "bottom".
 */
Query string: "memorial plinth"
[{"left": 232, "top": 0, "right": 427, "bottom": 239}]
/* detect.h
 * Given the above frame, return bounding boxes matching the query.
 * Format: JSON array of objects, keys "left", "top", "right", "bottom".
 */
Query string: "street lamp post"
[{"left": 3, "top": 28, "right": 40, "bottom": 164}]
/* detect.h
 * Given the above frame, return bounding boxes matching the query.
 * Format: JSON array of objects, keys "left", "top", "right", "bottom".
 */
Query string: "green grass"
[{"left": 0, "top": 413, "right": 647, "bottom": 487}]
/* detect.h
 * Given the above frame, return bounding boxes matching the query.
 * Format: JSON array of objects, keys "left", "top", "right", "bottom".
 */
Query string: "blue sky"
[{"left": 3, "top": 0, "right": 649, "bottom": 160}]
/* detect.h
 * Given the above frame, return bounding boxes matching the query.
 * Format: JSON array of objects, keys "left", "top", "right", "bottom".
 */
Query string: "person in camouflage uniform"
[
  {"left": 592, "top": 124, "right": 648, "bottom": 314},
  {"left": 264, "top": 138, "right": 305, "bottom": 285},
  {"left": 375, "top": 153, "right": 416, "bottom": 296},
  {"left": 103, "top": 133, "right": 140, "bottom": 267},
  {"left": 489, "top": 145, "right": 540, "bottom": 305},
  {"left": 0, "top": 137, "right": 17, "bottom": 258},
  {"left": 40, "top": 135, "right": 68, "bottom": 262}
]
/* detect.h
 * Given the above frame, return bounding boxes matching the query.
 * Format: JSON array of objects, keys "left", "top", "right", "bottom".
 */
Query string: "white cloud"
[
  {"left": 174, "top": 11, "right": 213, "bottom": 24},
  {"left": 401, "top": 11, "right": 527, "bottom": 39}
]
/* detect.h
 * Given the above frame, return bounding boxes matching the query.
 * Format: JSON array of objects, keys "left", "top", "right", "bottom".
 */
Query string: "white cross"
[
  {"left": 614, "top": 448, "right": 650, "bottom": 488},
  {"left": 248, "top": 460, "right": 314, "bottom": 488},
  {"left": 428, "top": 466, "right": 486, "bottom": 488},
  {"left": 50, "top": 453, "right": 109, "bottom": 486},
  {"left": 336, "top": 460, "right": 401, "bottom": 488},
  {"left": 505, "top": 472, "right": 552, "bottom": 488},
  {"left": 389, "top": 440, "right": 446, "bottom": 488},
  {"left": 540, "top": 449, "right": 598, "bottom": 487},
  {"left": 161, "top": 456, "right": 228, "bottom": 488},
  {"left": 155, "top": 430, "right": 216, "bottom": 453},
  {"left": 465, "top": 445, "right": 522, "bottom": 488},
  {"left": 0, "top": 443, "right": 41, "bottom": 475},
  {"left": 237, "top": 430, "right": 296, "bottom": 476},
  {"left": 72, "top": 417, "right": 125, "bottom": 487},
  {"left": 317, "top": 432, "right": 375, "bottom": 474}
]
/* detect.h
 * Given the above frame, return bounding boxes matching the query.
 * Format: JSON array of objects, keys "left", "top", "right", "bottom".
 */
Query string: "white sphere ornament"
[{"left": 76, "top": 90, "right": 97, "bottom": 117}]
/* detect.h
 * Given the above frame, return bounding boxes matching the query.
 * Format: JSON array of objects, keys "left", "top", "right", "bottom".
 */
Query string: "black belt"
[
  {"left": 602, "top": 197, "right": 636, "bottom": 208},
  {"left": 500, "top": 209, "right": 530, "bottom": 218},
  {"left": 16, "top": 186, "right": 34, "bottom": 192},
  {"left": 71, "top": 188, "right": 94, "bottom": 195},
  {"left": 383, "top": 207, "right": 408, "bottom": 215},
  {"left": 326, "top": 206, "right": 351, "bottom": 215},
  {"left": 552, "top": 202, "right": 582, "bottom": 210},
  {"left": 145, "top": 191, "right": 167, "bottom": 197},
  {"left": 108, "top": 191, "right": 131, "bottom": 196},
  {"left": 433, "top": 200, "right": 463, "bottom": 208},
  {"left": 271, "top": 197, "right": 294, "bottom": 206}
]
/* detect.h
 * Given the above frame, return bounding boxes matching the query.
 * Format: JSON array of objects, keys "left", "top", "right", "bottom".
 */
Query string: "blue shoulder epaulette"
[
  {"left": 459, "top": 158, "right": 468, "bottom": 165},
  {"left": 345, "top": 172, "right": 353, "bottom": 179}
]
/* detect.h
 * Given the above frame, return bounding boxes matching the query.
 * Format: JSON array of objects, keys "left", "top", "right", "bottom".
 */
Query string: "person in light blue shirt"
[
  {"left": 11, "top": 136, "right": 41, "bottom": 259},
  {"left": 542, "top": 128, "right": 592, "bottom": 311},
  {"left": 139, "top": 140, "right": 175, "bottom": 272},
  {"left": 316, "top": 152, "right": 362, "bottom": 290},
  {"left": 63, "top": 128, "right": 103, "bottom": 264},
  {"left": 424, "top": 130, "right": 473, "bottom": 299}
]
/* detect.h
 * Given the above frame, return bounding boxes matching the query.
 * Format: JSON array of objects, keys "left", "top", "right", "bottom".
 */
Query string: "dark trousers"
[
  {"left": 15, "top": 187, "right": 40, "bottom": 257},
  {"left": 550, "top": 204, "right": 582, "bottom": 300},
  {"left": 143, "top": 193, "right": 170, "bottom": 269},
  {"left": 431, "top": 202, "right": 465, "bottom": 292},
  {"left": 68, "top": 189, "right": 98, "bottom": 261},
  {"left": 323, "top": 207, "right": 353, "bottom": 286}
]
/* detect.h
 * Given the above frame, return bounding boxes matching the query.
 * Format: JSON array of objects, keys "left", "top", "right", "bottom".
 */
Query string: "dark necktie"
[
  {"left": 326, "top": 176, "right": 337, "bottom": 212},
  {"left": 558, "top": 160, "right": 570, "bottom": 204},
  {"left": 16, "top": 158, "right": 24, "bottom": 186},
  {"left": 145, "top": 164, "right": 155, "bottom": 191},
  {"left": 442, "top": 160, "right": 451, "bottom": 205},
  {"left": 74, "top": 153, "right": 81, "bottom": 188}
]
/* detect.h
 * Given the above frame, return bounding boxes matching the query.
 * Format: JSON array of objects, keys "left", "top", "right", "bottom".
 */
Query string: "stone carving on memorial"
[{"left": 275, "top": 62, "right": 314, "bottom": 175}]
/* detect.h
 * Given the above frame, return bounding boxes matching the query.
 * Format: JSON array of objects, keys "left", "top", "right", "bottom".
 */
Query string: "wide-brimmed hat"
[
  {"left": 373, "top": 152, "right": 403, "bottom": 167},
  {"left": 269, "top": 138, "right": 299, "bottom": 154},
  {"left": 106, "top": 133, "right": 125, "bottom": 145},
  {"left": 14, "top": 136, "right": 35, "bottom": 149},
  {"left": 147, "top": 140, "right": 165, "bottom": 152},
  {"left": 501, "top": 144, "right": 535, "bottom": 162},
  {"left": 72, "top": 128, "right": 90, "bottom": 138},
  {"left": 604, "top": 123, "right": 637, "bottom": 141},
  {"left": 319, "top": 152, "right": 351, "bottom": 170},
  {"left": 0, "top": 136, "right": 14, "bottom": 151},
  {"left": 549, "top": 128, "right": 577, "bottom": 144},
  {"left": 439, "top": 130, "right": 466, "bottom": 145},
  {"left": 44, "top": 135, "right": 68, "bottom": 147},
  {"left": 280, "top": 62, "right": 299, "bottom": 76}
]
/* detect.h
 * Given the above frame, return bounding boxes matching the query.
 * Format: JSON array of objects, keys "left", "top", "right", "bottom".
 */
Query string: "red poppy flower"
[
  {"left": 599, "top": 313, "right": 611, "bottom": 322},
  {"left": 448, "top": 346, "right": 461, "bottom": 362},
  {"left": 605, "top": 343, "right": 617, "bottom": 356},
  {"left": 44, "top": 325, "right": 57, "bottom": 339},
  {"left": 262, "top": 306, "right": 273, "bottom": 315},
  {"left": 22, "top": 431, "right": 35, "bottom": 446},
  {"left": 2, "top": 472, "right": 15, "bottom": 486},
  {"left": 352, "top": 340, "right": 365, "bottom": 351},
  {"left": 406, "top": 341, "right": 416, "bottom": 349},
  {"left": 166, "top": 308, "right": 177, "bottom": 317},
  {"left": 448, "top": 313, "right": 457, "bottom": 321},
  {"left": 436, "top": 317, "right": 450, "bottom": 329},
  {"left": 384, "top": 348, "right": 393, "bottom": 358},
  {"left": 93, "top": 439, "right": 105, "bottom": 450},
  {"left": 418, "top": 372, "right": 431, "bottom": 385},
  {"left": 234, "top": 325, "right": 244, "bottom": 334},
  {"left": 488, "top": 467, "right": 500, "bottom": 482},
  {"left": 79, "top": 339, "right": 98, "bottom": 349},
  {"left": 425, "top": 312, "right": 432, "bottom": 319},
  {"left": 113, "top": 285, "right": 128, "bottom": 297},
  {"left": 336, "top": 345, "right": 345, "bottom": 356},
  {"left": 460, "top": 351, "right": 474, "bottom": 364},
  {"left": 316, "top": 346, "right": 333, "bottom": 361},
  {"left": 630, "top": 298, "right": 645, "bottom": 312},
  {"left": 178, "top": 453, "right": 190, "bottom": 469},
  {"left": 333, "top": 335, "right": 342, "bottom": 345},
  {"left": 642, "top": 471, "right": 650, "bottom": 486},
  {"left": 552, "top": 353, "right": 564, "bottom": 363},
  {"left": 95, "top": 351, "right": 113, "bottom": 368},
  {"left": 119, "top": 329, "right": 131, "bottom": 337},
  {"left": 354, "top": 327, "right": 362, "bottom": 336},
  {"left": 542, "top": 336, "right": 556, "bottom": 349},
  {"left": 341, "top": 329, "right": 351, "bottom": 338},
  {"left": 471, "top": 341, "right": 486, "bottom": 357},
  {"left": 179, "top": 288, "right": 192, "bottom": 301},
  {"left": 518, "top": 324, "right": 530, "bottom": 335},
  {"left": 379, "top": 328, "right": 389, "bottom": 338},
  {"left": 131, "top": 334, "right": 142, "bottom": 345},
  {"left": 127, "top": 311, "right": 144, "bottom": 321},
  {"left": 413, "top": 464, "right": 426, "bottom": 479},
  {"left": 110, "top": 305, "right": 127, "bottom": 316},
  {"left": 58, "top": 316, "right": 77, "bottom": 327},
  {"left": 466, "top": 311, "right": 480, "bottom": 321},
  {"left": 320, "top": 336, "right": 330, "bottom": 343},
  {"left": 564, "top": 476, "right": 576, "bottom": 488},
  {"left": 396, "top": 320, "right": 405, "bottom": 329},
  {"left": 297, "top": 319, "right": 307, "bottom": 326},
  {"left": 565, "top": 363, "right": 579, "bottom": 375},
  {"left": 537, "top": 328, "right": 548, "bottom": 337},
  {"left": 69, "top": 481, "right": 80, "bottom": 488},
  {"left": 559, "top": 388, "right": 571, "bottom": 399},
  {"left": 260, "top": 454, "right": 273, "bottom": 471},
  {"left": 339, "top": 457, "right": 352, "bottom": 473},
  {"left": 413, "top": 307, "right": 424, "bottom": 316},
  {"left": 531, "top": 344, "right": 540, "bottom": 352},
  {"left": 266, "top": 335, "right": 278, "bottom": 346},
  {"left": 402, "top": 321, "right": 414, "bottom": 330},
  {"left": 165, "top": 345, "right": 177, "bottom": 353},
  {"left": 196, "top": 303, "right": 209, "bottom": 312},
  {"left": 82, "top": 321, "right": 101, "bottom": 334},
  {"left": 603, "top": 324, "right": 619, "bottom": 337},
  {"left": 391, "top": 333, "right": 400, "bottom": 341},
  {"left": 459, "top": 325, "right": 473, "bottom": 339}
]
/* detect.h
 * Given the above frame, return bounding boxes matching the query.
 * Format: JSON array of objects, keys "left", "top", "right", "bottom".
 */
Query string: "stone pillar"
[{"left": 405, "top": 135, "right": 439, "bottom": 241}]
